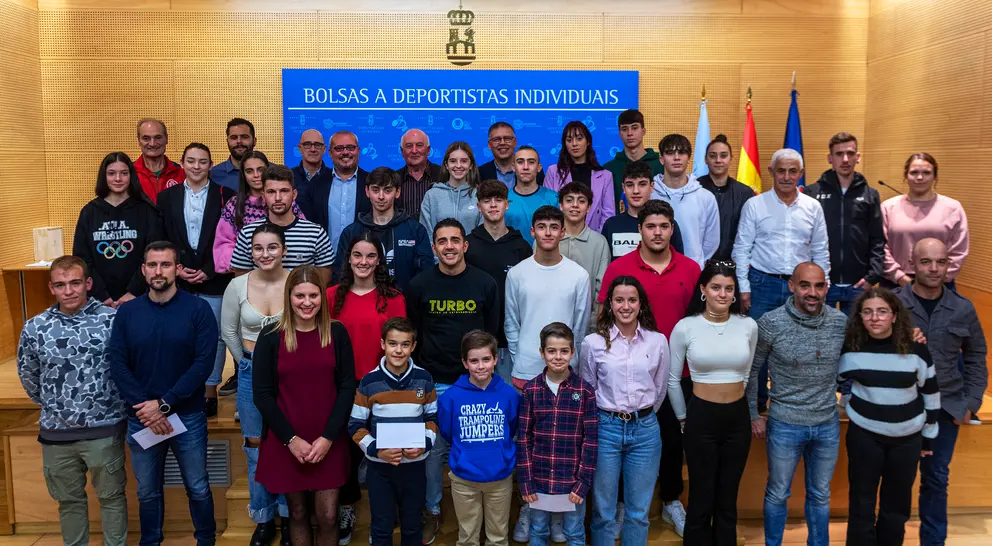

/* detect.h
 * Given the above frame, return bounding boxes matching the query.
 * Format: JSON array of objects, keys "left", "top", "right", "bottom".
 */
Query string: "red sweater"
[
  {"left": 327, "top": 287, "right": 406, "bottom": 378},
  {"left": 135, "top": 155, "right": 184, "bottom": 204}
]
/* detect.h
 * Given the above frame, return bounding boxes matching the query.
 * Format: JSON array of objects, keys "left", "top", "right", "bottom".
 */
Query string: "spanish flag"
[{"left": 737, "top": 99, "right": 762, "bottom": 193}]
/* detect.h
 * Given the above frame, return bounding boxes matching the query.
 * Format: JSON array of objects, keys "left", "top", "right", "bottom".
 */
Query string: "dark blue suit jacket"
[{"left": 297, "top": 167, "right": 371, "bottom": 234}]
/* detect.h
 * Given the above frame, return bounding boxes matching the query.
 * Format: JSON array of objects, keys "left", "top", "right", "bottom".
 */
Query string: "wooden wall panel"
[
  {"left": 868, "top": 0, "right": 992, "bottom": 62},
  {"left": 743, "top": 0, "right": 868, "bottom": 17}
]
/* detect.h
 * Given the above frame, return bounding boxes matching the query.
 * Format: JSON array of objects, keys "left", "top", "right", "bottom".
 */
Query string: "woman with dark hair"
[
  {"left": 420, "top": 141, "right": 483, "bottom": 235},
  {"left": 543, "top": 121, "right": 615, "bottom": 231},
  {"left": 697, "top": 134, "right": 755, "bottom": 261},
  {"left": 881, "top": 153, "right": 968, "bottom": 289},
  {"left": 214, "top": 150, "right": 306, "bottom": 274},
  {"left": 254, "top": 265, "right": 357, "bottom": 546},
  {"left": 580, "top": 276, "right": 669, "bottom": 546},
  {"left": 221, "top": 223, "right": 291, "bottom": 544},
  {"left": 668, "top": 260, "right": 757, "bottom": 545},
  {"left": 73, "top": 152, "right": 163, "bottom": 307},
  {"left": 839, "top": 287, "right": 938, "bottom": 546},
  {"left": 326, "top": 232, "right": 405, "bottom": 543}
]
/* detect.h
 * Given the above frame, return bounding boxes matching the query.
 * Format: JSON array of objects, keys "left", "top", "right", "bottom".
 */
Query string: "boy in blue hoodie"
[{"left": 438, "top": 330, "right": 521, "bottom": 546}]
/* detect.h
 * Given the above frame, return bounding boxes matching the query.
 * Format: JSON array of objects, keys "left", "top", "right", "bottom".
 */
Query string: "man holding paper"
[{"left": 108, "top": 241, "right": 218, "bottom": 545}]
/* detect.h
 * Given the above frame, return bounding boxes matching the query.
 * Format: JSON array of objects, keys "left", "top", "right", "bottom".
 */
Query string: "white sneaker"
[
  {"left": 513, "top": 505, "right": 530, "bottom": 543},
  {"left": 662, "top": 500, "right": 687, "bottom": 537},
  {"left": 614, "top": 502, "right": 624, "bottom": 540},
  {"left": 550, "top": 514, "right": 565, "bottom": 543}
]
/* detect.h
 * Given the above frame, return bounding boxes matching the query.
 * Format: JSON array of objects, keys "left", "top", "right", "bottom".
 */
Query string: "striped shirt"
[
  {"left": 517, "top": 371, "right": 598, "bottom": 498},
  {"left": 348, "top": 358, "right": 438, "bottom": 464},
  {"left": 838, "top": 337, "right": 940, "bottom": 449},
  {"left": 230, "top": 217, "right": 334, "bottom": 271}
]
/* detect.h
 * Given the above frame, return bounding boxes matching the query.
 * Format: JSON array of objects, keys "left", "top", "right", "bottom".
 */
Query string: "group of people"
[{"left": 13, "top": 109, "right": 986, "bottom": 546}]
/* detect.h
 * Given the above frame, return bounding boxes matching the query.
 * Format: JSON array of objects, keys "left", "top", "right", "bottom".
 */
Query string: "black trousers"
[
  {"left": 656, "top": 376, "right": 693, "bottom": 502},
  {"left": 339, "top": 441, "right": 365, "bottom": 506},
  {"left": 846, "top": 422, "right": 922, "bottom": 546},
  {"left": 366, "top": 460, "right": 426, "bottom": 546},
  {"left": 682, "top": 396, "right": 751, "bottom": 546}
]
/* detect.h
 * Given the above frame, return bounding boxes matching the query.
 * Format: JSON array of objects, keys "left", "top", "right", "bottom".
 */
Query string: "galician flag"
[
  {"left": 692, "top": 99, "right": 710, "bottom": 178},
  {"left": 737, "top": 98, "right": 762, "bottom": 193},
  {"left": 784, "top": 88, "right": 806, "bottom": 187}
]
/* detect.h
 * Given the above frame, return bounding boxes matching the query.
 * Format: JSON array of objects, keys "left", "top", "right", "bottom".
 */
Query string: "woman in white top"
[
  {"left": 668, "top": 260, "right": 758, "bottom": 546},
  {"left": 221, "top": 223, "right": 291, "bottom": 545}
]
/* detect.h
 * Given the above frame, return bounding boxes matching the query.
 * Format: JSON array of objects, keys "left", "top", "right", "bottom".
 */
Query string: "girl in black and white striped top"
[{"left": 838, "top": 287, "right": 940, "bottom": 546}]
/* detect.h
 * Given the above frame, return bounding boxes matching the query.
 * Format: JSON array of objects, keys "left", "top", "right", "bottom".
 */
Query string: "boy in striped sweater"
[{"left": 349, "top": 317, "right": 438, "bottom": 546}]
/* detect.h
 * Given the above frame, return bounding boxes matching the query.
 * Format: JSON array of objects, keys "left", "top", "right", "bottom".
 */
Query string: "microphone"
[{"left": 876, "top": 180, "right": 903, "bottom": 195}]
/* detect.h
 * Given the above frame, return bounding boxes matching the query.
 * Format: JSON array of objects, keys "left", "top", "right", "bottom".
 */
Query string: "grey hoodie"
[
  {"left": 650, "top": 173, "right": 721, "bottom": 268},
  {"left": 746, "top": 297, "right": 848, "bottom": 425},
  {"left": 419, "top": 181, "right": 482, "bottom": 235},
  {"left": 17, "top": 298, "right": 126, "bottom": 441}
]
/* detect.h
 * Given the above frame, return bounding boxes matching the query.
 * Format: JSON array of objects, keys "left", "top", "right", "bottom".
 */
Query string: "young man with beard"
[
  {"left": 505, "top": 146, "right": 559, "bottom": 246},
  {"left": 478, "top": 122, "right": 545, "bottom": 187},
  {"left": 210, "top": 118, "right": 256, "bottom": 192},
  {"left": 804, "top": 132, "right": 885, "bottom": 315},
  {"left": 465, "top": 180, "right": 533, "bottom": 382},
  {"left": 18, "top": 256, "right": 127, "bottom": 546},
  {"left": 747, "top": 262, "right": 847, "bottom": 546},
  {"left": 651, "top": 133, "right": 720, "bottom": 269},
  {"left": 601, "top": 162, "right": 684, "bottom": 260},
  {"left": 603, "top": 110, "right": 664, "bottom": 215},
  {"left": 298, "top": 130, "right": 372, "bottom": 256},
  {"left": 405, "top": 218, "right": 500, "bottom": 544},
  {"left": 333, "top": 166, "right": 433, "bottom": 291},
  {"left": 895, "top": 238, "right": 987, "bottom": 546},
  {"left": 230, "top": 165, "right": 334, "bottom": 281},
  {"left": 291, "top": 128, "right": 332, "bottom": 195},
  {"left": 597, "top": 198, "right": 699, "bottom": 537},
  {"left": 108, "top": 241, "right": 218, "bottom": 545},
  {"left": 134, "top": 118, "right": 184, "bottom": 203}
]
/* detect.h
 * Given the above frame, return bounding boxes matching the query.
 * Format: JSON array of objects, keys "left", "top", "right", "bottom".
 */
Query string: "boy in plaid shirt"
[{"left": 517, "top": 322, "right": 598, "bottom": 546}]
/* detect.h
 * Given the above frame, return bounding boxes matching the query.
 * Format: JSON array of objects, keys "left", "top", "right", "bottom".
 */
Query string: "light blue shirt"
[
  {"left": 494, "top": 164, "right": 516, "bottom": 188},
  {"left": 183, "top": 181, "right": 209, "bottom": 251},
  {"left": 209, "top": 159, "right": 240, "bottom": 192},
  {"left": 328, "top": 169, "right": 358, "bottom": 254}
]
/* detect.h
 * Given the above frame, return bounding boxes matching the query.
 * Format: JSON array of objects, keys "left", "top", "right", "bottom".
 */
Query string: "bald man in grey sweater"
[{"left": 746, "top": 262, "right": 847, "bottom": 546}]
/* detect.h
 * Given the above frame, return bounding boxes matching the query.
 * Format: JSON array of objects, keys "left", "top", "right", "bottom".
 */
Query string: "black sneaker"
[
  {"left": 280, "top": 517, "right": 291, "bottom": 546},
  {"left": 250, "top": 520, "right": 277, "bottom": 546},
  {"left": 339, "top": 504, "right": 356, "bottom": 545},
  {"left": 204, "top": 398, "right": 218, "bottom": 418},
  {"left": 218, "top": 373, "right": 239, "bottom": 396}
]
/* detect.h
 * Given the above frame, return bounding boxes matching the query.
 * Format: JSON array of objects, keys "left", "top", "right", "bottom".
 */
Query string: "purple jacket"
[{"left": 543, "top": 165, "right": 615, "bottom": 232}]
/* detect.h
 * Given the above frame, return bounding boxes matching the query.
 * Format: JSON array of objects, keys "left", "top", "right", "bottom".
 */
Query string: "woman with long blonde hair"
[{"left": 253, "top": 265, "right": 357, "bottom": 546}]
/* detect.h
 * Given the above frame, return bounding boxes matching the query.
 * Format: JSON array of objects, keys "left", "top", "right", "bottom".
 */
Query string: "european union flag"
[{"left": 784, "top": 89, "right": 805, "bottom": 187}]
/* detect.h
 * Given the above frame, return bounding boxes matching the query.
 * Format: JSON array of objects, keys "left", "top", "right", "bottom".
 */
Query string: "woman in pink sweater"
[{"left": 881, "top": 153, "right": 969, "bottom": 288}]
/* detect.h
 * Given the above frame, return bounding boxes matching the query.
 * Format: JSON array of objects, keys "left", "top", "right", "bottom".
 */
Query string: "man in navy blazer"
[
  {"left": 297, "top": 130, "right": 372, "bottom": 255},
  {"left": 478, "top": 121, "right": 545, "bottom": 187},
  {"left": 291, "top": 128, "right": 333, "bottom": 195}
]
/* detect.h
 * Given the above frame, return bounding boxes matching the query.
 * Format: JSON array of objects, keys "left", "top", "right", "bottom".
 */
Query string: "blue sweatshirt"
[
  {"left": 108, "top": 289, "right": 218, "bottom": 416},
  {"left": 438, "top": 374, "right": 521, "bottom": 483}
]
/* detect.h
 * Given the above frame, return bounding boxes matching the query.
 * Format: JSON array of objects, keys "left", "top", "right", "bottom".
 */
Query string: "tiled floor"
[{"left": 4, "top": 515, "right": 992, "bottom": 545}]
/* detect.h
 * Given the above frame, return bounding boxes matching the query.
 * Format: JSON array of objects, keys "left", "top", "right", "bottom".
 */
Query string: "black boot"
[
  {"left": 280, "top": 517, "right": 291, "bottom": 546},
  {"left": 250, "top": 520, "right": 277, "bottom": 546}
]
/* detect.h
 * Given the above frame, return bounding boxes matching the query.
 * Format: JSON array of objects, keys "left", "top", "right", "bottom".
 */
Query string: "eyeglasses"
[
  {"left": 332, "top": 145, "right": 358, "bottom": 153},
  {"left": 860, "top": 309, "right": 893, "bottom": 319},
  {"left": 300, "top": 141, "right": 324, "bottom": 149},
  {"left": 489, "top": 136, "right": 515, "bottom": 144}
]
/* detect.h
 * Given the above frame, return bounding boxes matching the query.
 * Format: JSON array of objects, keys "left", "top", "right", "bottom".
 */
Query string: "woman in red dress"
[
  {"left": 327, "top": 232, "right": 406, "bottom": 542},
  {"left": 253, "top": 265, "right": 357, "bottom": 546}
]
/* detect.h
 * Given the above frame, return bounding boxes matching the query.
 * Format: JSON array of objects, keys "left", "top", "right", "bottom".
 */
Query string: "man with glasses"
[
  {"left": 298, "top": 130, "right": 371, "bottom": 256},
  {"left": 479, "top": 122, "right": 544, "bottom": 188},
  {"left": 292, "top": 128, "right": 332, "bottom": 195},
  {"left": 397, "top": 128, "right": 442, "bottom": 219}
]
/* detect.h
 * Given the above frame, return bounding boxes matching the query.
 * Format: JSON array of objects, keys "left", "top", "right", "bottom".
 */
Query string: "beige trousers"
[{"left": 448, "top": 472, "right": 514, "bottom": 546}]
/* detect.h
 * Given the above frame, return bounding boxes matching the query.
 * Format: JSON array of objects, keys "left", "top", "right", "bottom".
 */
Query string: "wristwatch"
[{"left": 157, "top": 399, "right": 171, "bottom": 414}]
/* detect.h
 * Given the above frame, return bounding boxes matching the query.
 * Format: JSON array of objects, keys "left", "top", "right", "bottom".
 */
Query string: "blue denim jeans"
[
  {"left": 425, "top": 382, "right": 453, "bottom": 515},
  {"left": 236, "top": 354, "right": 288, "bottom": 522},
  {"left": 530, "top": 504, "right": 586, "bottom": 546},
  {"left": 197, "top": 294, "right": 227, "bottom": 387},
  {"left": 747, "top": 270, "right": 792, "bottom": 406},
  {"left": 126, "top": 413, "right": 215, "bottom": 546},
  {"left": 591, "top": 411, "right": 661, "bottom": 546},
  {"left": 763, "top": 414, "right": 840, "bottom": 546},
  {"left": 497, "top": 348, "right": 514, "bottom": 385},
  {"left": 919, "top": 411, "right": 960, "bottom": 546},
  {"left": 825, "top": 284, "right": 863, "bottom": 316}
]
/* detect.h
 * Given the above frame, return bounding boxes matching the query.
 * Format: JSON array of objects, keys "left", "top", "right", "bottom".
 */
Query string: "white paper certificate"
[
  {"left": 131, "top": 414, "right": 187, "bottom": 449},
  {"left": 376, "top": 422, "right": 426, "bottom": 449},
  {"left": 530, "top": 493, "right": 576, "bottom": 513}
]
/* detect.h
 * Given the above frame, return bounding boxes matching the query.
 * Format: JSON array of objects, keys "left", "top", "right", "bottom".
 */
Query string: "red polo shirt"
[{"left": 598, "top": 244, "right": 701, "bottom": 339}]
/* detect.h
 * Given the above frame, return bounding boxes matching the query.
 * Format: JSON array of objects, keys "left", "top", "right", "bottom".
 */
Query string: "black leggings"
[
  {"left": 285, "top": 489, "right": 341, "bottom": 546},
  {"left": 683, "top": 396, "right": 751, "bottom": 546}
]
